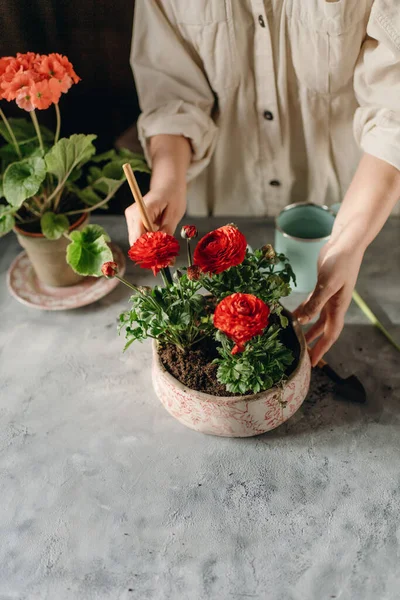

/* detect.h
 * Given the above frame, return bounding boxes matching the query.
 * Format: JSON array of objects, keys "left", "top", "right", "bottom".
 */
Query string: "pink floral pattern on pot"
[{"left": 152, "top": 321, "right": 311, "bottom": 437}]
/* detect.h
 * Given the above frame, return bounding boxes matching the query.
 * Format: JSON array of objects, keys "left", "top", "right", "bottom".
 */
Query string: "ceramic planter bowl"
[
  {"left": 152, "top": 319, "right": 311, "bottom": 437},
  {"left": 15, "top": 213, "right": 88, "bottom": 287}
]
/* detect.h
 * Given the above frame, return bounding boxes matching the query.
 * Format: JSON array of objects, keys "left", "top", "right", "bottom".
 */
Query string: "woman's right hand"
[
  {"left": 125, "top": 185, "right": 187, "bottom": 246},
  {"left": 125, "top": 134, "right": 191, "bottom": 246}
]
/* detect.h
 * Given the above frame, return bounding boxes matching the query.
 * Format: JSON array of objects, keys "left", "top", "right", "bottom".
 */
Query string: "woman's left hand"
[{"left": 293, "top": 240, "right": 364, "bottom": 367}]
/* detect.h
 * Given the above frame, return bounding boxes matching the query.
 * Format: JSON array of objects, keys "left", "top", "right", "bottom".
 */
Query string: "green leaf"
[
  {"left": 0, "top": 118, "right": 53, "bottom": 145},
  {"left": 0, "top": 176, "right": 3, "bottom": 199},
  {"left": 3, "top": 157, "right": 46, "bottom": 207},
  {"left": 40, "top": 211, "right": 70, "bottom": 240},
  {"left": 91, "top": 149, "right": 118, "bottom": 163},
  {"left": 0, "top": 205, "right": 15, "bottom": 236},
  {"left": 45, "top": 134, "right": 97, "bottom": 184},
  {"left": 66, "top": 224, "right": 112, "bottom": 277}
]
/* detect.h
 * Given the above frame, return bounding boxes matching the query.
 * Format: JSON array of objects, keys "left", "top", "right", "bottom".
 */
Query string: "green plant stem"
[
  {"left": 54, "top": 103, "right": 61, "bottom": 144},
  {"left": 160, "top": 268, "right": 173, "bottom": 286},
  {"left": 53, "top": 188, "right": 64, "bottom": 213},
  {"left": 30, "top": 110, "right": 44, "bottom": 155},
  {"left": 115, "top": 275, "right": 142, "bottom": 293},
  {"left": 64, "top": 189, "right": 117, "bottom": 216},
  {"left": 187, "top": 240, "right": 193, "bottom": 266},
  {"left": 0, "top": 107, "right": 22, "bottom": 159}
]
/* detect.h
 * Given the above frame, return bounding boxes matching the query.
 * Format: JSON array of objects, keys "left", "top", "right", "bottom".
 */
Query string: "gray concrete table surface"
[{"left": 0, "top": 216, "right": 399, "bottom": 600}]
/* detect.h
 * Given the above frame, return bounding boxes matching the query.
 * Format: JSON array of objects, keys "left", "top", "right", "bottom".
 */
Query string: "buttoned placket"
[{"left": 251, "top": 0, "right": 282, "bottom": 214}]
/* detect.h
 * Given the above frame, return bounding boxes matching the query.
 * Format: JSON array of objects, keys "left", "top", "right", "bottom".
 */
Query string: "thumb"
[{"left": 293, "top": 281, "right": 335, "bottom": 324}]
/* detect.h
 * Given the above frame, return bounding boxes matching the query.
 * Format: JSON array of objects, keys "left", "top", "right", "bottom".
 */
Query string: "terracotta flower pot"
[
  {"left": 152, "top": 319, "right": 311, "bottom": 437},
  {"left": 15, "top": 213, "right": 88, "bottom": 287}
]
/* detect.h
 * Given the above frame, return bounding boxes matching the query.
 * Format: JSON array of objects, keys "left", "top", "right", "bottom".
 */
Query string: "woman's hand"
[
  {"left": 125, "top": 134, "right": 191, "bottom": 245},
  {"left": 125, "top": 186, "right": 186, "bottom": 245},
  {"left": 293, "top": 241, "right": 364, "bottom": 367},
  {"left": 294, "top": 154, "right": 400, "bottom": 366}
]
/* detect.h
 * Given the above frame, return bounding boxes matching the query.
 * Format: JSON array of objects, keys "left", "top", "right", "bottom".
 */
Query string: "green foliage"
[
  {"left": 45, "top": 134, "right": 97, "bottom": 185},
  {"left": 200, "top": 248, "right": 296, "bottom": 326},
  {"left": 3, "top": 157, "right": 46, "bottom": 207},
  {"left": 40, "top": 211, "right": 70, "bottom": 240},
  {"left": 66, "top": 224, "right": 112, "bottom": 277},
  {"left": 0, "top": 205, "right": 15, "bottom": 236},
  {"left": 213, "top": 326, "right": 294, "bottom": 395},
  {"left": 67, "top": 147, "right": 150, "bottom": 211},
  {"left": 0, "top": 118, "right": 53, "bottom": 146},
  {"left": 119, "top": 275, "right": 213, "bottom": 350}
]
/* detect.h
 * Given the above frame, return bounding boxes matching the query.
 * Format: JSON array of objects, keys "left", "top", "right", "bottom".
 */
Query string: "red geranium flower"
[
  {"left": 128, "top": 231, "right": 180, "bottom": 276},
  {"left": 0, "top": 52, "right": 80, "bottom": 109},
  {"left": 1, "top": 72, "right": 35, "bottom": 101},
  {"left": 214, "top": 293, "right": 270, "bottom": 354},
  {"left": 30, "top": 78, "right": 62, "bottom": 110},
  {"left": 193, "top": 225, "right": 247, "bottom": 274}
]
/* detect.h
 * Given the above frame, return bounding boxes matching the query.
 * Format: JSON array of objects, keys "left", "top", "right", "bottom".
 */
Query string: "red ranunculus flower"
[
  {"left": 181, "top": 225, "right": 198, "bottom": 239},
  {"left": 101, "top": 261, "right": 118, "bottom": 278},
  {"left": 214, "top": 293, "right": 270, "bottom": 354},
  {"left": 128, "top": 231, "right": 180, "bottom": 276},
  {"left": 193, "top": 225, "right": 247, "bottom": 274}
]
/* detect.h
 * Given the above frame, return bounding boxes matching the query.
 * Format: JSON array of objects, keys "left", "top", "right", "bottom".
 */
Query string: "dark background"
[{"left": 0, "top": 0, "right": 148, "bottom": 213}]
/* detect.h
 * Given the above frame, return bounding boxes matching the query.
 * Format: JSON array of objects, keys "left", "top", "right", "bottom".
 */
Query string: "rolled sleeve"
[
  {"left": 137, "top": 100, "right": 218, "bottom": 182},
  {"left": 353, "top": 1, "right": 400, "bottom": 171},
  {"left": 131, "top": 0, "right": 218, "bottom": 181}
]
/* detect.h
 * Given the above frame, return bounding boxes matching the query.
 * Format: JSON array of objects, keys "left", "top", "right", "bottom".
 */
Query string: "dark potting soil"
[
  {"left": 16, "top": 196, "right": 86, "bottom": 234},
  {"left": 159, "top": 313, "right": 301, "bottom": 397}
]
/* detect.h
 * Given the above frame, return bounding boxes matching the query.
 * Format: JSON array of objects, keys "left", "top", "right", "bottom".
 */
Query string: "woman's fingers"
[
  {"left": 309, "top": 312, "right": 345, "bottom": 366},
  {"left": 125, "top": 203, "right": 147, "bottom": 246},
  {"left": 293, "top": 279, "right": 339, "bottom": 325},
  {"left": 305, "top": 315, "right": 326, "bottom": 344}
]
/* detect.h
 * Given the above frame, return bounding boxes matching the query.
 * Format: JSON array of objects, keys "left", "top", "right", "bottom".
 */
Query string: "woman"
[{"left": 125, "top": 0, "right": 400, "bottom": 366}]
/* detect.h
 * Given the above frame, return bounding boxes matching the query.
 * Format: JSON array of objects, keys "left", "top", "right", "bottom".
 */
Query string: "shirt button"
[
  {"left": 263, "top": 110, "right": 273, "bottom": 121},
  {"left": 258, "top": 15, "right": 266, "bottom": 28},
  {"left": 269, "top": 180, "right": 281, "bottom": 187}
]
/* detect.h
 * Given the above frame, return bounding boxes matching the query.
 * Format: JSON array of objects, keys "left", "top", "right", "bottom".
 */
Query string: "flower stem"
[
  {"left": 161, "top": 267, "right": 173, "bottom": 286},
  {"left": 0, "top": 107, "right": 22, "bottom": 159},
  {"left": 115, "top": 275, "right": 144, "bottom": 294},
  {"left": 187, "top": 240, "right": 193, "bottom": 267},
  {"left": 30, "top": 110, "right": 44, "bottom": 155},
  {"left": 54, "top": 103, "right": 61, "bottom": 145}
]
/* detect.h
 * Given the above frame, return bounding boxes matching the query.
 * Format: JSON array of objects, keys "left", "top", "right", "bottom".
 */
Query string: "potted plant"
[
  {"left": 104, "top": 224, "right": 311, "bottom": 437},
  {"left": 0, "top": 52, "right": 149, "bottom": 286}
]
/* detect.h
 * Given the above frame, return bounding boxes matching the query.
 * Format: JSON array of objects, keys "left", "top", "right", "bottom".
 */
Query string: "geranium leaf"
[
  {"left": 40, "top": 211, "right": 70, "bottom": 240},
  {"left": 66, "top": 224, "right": 112, "bottom": 277},
  {"left": 0, "top": 205, "right": 15, "bottom": 236},
  {"left": 45, "top": 134, "right": 97, "bottom": 184},
  {"left": 91, "top": 149, "right": 118, "bottom": 163},
  {"left": 3, "top": 157, "right": 46, "bottom": 207}
]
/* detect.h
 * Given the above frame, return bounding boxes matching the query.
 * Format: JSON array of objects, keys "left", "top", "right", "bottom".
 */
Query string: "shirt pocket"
[
  {"left": 287, "top": 0, "right": 370, "bottom": 95},
  {"left": 171, "top": 0, "right": 240, "bottom": 94}
]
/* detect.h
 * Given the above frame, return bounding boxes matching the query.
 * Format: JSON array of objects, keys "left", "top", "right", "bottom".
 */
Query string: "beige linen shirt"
[{"left": 131, "top": 0, "right": 400, "bottom": 216}]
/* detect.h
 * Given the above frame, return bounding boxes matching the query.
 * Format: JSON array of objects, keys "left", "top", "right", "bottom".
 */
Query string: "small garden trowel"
[{"left": 315, "top": 356, "right": 367, "bottom": 404}]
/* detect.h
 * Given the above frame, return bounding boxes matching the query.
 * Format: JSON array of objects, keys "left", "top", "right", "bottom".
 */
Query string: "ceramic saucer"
[{"left": 7, "top": 243, "right": 126, "bottom": 311}]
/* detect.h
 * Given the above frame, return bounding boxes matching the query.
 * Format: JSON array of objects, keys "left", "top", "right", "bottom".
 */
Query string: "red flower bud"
[
  {"left": 101, "top": 261, "right": 118, "bottom": 278},
  {"left": 181, "top": 225, "right": 198, "bottom": 240},
  {"left": 187, "top": 265, "right": 201, "bottom": 281}
]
